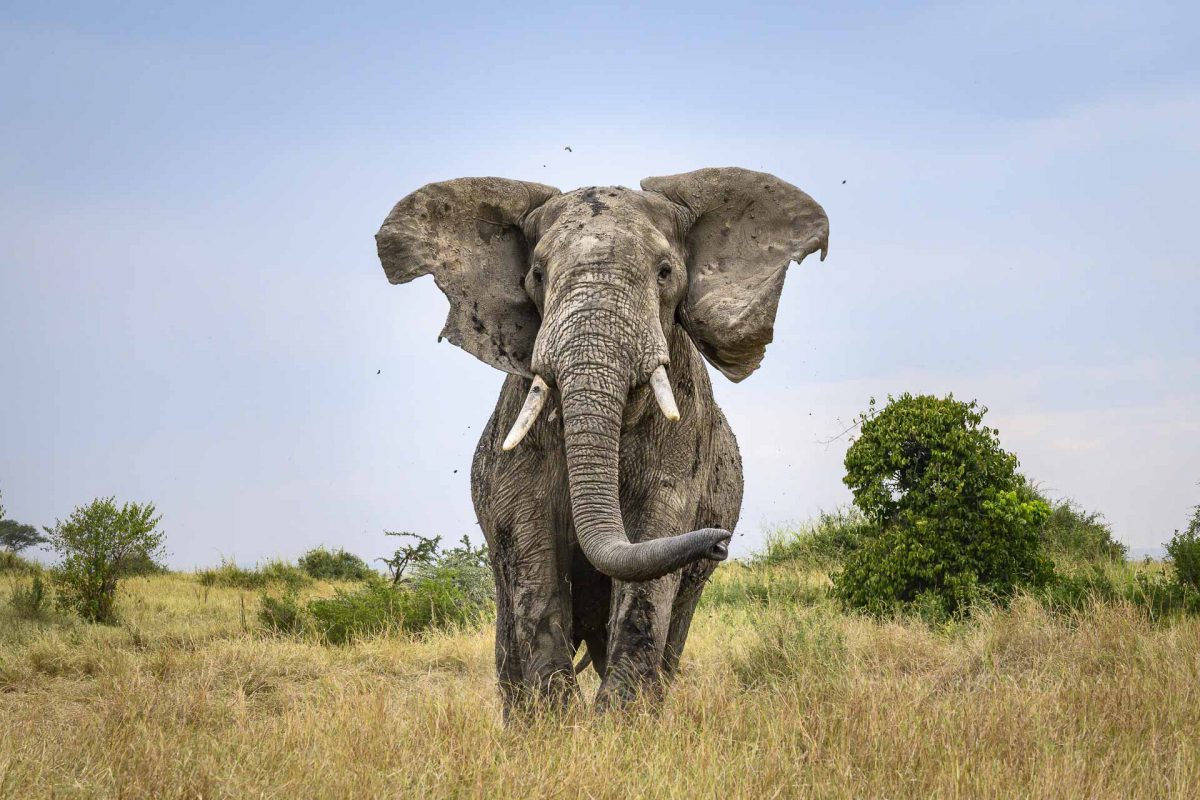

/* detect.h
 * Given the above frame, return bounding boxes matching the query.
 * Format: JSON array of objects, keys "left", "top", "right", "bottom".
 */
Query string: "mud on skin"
[{"left": 376, "top": 167, "right": 829, "bottom": 716}]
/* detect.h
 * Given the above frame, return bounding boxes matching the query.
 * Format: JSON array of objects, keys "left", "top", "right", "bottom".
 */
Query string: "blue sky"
[{"left": 2, "top": 1, "right": 1197, "bottom": 566}]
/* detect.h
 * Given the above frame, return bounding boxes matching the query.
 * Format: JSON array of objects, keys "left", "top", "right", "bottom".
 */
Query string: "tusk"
[
  {"left": 649, "top": 365, "right": 680, "bottom": 422},
  {"left": 502, "top": 376, "right": 550, "bottom": 451}
]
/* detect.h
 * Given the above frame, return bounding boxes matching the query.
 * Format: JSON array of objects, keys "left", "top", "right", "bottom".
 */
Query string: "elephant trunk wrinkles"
[{"left": 554, "top": 331, "right": 727, "bottom": 582}]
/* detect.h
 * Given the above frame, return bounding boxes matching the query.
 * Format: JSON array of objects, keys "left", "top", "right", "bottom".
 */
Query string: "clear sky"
[{"left": 2, "top": 1, "right": 1197, "bottom": 567}]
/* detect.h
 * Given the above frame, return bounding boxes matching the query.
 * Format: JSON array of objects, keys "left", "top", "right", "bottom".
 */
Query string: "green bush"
[
  {"left": 305, "top": 566, "right": 493, "bottom": 645},
  {"left": 0, "top": 550, "right": 40, "bottom": 574},
  {"left": 1032, "top": 488, "right": 1127, "bottom": 563},
  {"left": 832, "top": 394, "right": 1053, "bottom": 618},
  {"left": 298, "top": 547, "right": 373, "bottom": 581},
  {"left": 260, "top": 535, "right": 494, "bottom": 645},
  {"left": 760, "top": 508, "right": 876, "bottom": 567},
  {"left": 197, "top": 559, "right": 261, "bottom": 589},
  {"left": 408, "top": 536, "right": 492, "bottom": 609},
  {"left": 1037, "top": 561, "right": 1200, "bottom": 620},
  {"left": 198, "top": 558, "right": 311, "bottom": 591},
  {"left": 258, "top": 588, "right": 306, "bottom": 635},
  {"left": 1165, "top": 505, "right": 1200, "bottom": 592},
  {"left": 46, "top": 497, "right": 165, "bottom": 624},
  {"left": 257, "top": 559, "right": 312, "bottom": 590},
  {"left": 9, "top": 573, "right": 50, "bottom": 618},
  {"left": 304, "top": 577, "right": 408, "bottom": 644}
]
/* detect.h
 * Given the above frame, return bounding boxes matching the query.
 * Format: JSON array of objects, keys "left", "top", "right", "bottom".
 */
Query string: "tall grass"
[{"left": 2, "top": 565, "right": 1198, "bottom": 798}]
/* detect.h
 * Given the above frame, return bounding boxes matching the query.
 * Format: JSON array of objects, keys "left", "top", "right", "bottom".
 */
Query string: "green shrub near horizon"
[
  {"left": 1033, "top": 489, "right": 1128, "bottom": 563},
  {"left": 297, "top": 546, "right": 373, "bottom": 581},
  {"left": 831, "top": 394, "right": 1054, "bottom": 618},
  {"left": 0, "top": 550, "right": 41, "bottom": 574},
  {"left": 1165, "top": 504, "right": 1200, "bottom": 592},
  {"left": 759, "top": 485, "right": 1124, "bottom": 581},
  {"left": 259, "top": 535, "right": 494, "bottom": 645},
  {"left": 197, "top": 557, "right": 311, "bottom": 591},
  {"left": 760, "top": 508, "right": 874, "bottom": 567}
]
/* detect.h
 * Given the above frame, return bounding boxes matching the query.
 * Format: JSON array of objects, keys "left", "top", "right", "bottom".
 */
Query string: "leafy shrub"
[
  {"left": 1036, "top": 563, "right": 1121, "bottom": 614},
  {"left": 832, "top": 395, "right": 1053, "bottom": 618},
  {"left": 304, "top": 577, "right": 408, "bottom": 644},
  {"left": 1165, "top": 506, "right": 1200, "bottom": 592},
  {"left": 1032, "top": 488, "right": 1127, "bottom": 563},
  {"left": 197, "top": 557, "right": 311, "bottom": 591},
  {"left": 408, "top": 535, "right": 492, "bottom": 608},
  {"left": 197, "top": 559, "right": 260, "bottom": 589},
  {"left": 298, "top": 547, "right": 373, "bottom": 581},
  {"left": 261, "top": 535, "right": 494, "bottom": 645},
  {"left": 760, "top": 508, "right": 876, "bottom": 567},
  {"left": 0, "top": 550, "right": 40, "bottom": 574},
  {"left": 46, "top": 497, "right": 165, "bottom": 624},
  {"left": 306, "top": 567, "right": 493, "bottom": 645},
  {"left": 258, "top": 588, "right": 306, "bottom": 634},
  {"left": 1037, "top": 561, "right": 1200, "bottom": 620},
  {"left": 9, "top": 573, "right": 49, "bottom": 618},
  {"left": 257, "top": 559, "right": 312, "bottom": 590}
]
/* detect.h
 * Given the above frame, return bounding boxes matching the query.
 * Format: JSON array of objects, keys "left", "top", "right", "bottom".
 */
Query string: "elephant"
[{"left": 375, "top": 167, "right": 828, "bottom": 714}]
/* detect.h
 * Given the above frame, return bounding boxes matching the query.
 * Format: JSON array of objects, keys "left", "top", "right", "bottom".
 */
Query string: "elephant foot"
[{"left": 593, "top": 658, "right": 666, "bottom": 713}]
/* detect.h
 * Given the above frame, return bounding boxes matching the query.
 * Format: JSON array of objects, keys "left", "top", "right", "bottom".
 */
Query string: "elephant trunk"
[{"left": 554, "top": 334, "right": 729, "bottom": 582}]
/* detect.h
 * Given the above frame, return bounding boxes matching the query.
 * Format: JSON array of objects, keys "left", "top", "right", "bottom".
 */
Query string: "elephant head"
[{"left": 376, "top": 168, "right": 828, "bottom": 581}]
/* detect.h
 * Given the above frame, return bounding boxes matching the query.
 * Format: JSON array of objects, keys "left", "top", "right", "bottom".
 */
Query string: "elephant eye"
[
  {"left": 531, "top": 266, "right": 545, "bottom": 285},
  {"left": 657, "top": 263, "right": 673, "bottom": 281}
]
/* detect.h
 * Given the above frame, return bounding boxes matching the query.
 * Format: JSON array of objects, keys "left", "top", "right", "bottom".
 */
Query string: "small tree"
[
  {"left": 0, "top": 487, "right": 48, "bottom": 552},
  {"left": 1, "top": 519, "right": 47, "bottom": 553},
  {"left": 377, "top": 531, "right": 441, "bottom": 584},
  {"left": 832, "top": 394, "right": 1052, "bottom": 617},
  {"left": 46, "top": 497, "right": 165, "bottom": 623}
]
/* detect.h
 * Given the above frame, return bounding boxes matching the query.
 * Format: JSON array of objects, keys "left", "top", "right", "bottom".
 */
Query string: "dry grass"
[{"left": 2, "top": 567, "right": 1198, "bottom": 799}]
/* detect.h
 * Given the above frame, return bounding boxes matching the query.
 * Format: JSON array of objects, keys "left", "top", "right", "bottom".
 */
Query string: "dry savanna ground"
[{"left": 2, "top": 564, "right": 1199, "bottom": 799}]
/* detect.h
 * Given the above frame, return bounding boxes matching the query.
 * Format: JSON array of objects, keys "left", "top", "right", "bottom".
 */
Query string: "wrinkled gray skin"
[{"left": 376, "top": 168, "right": 828, "bottom": 714}]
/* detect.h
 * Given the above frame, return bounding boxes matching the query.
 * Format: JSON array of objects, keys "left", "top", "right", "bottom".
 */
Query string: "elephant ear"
[
  {"left": 641, "top": 167, "right": 828, "bottom": 382},
  {"left": 376, "top": 177, "right": 560, "bottom": 376}
]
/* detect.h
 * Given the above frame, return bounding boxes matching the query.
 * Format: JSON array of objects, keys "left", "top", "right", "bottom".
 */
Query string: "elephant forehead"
[{"left": 536, "top": 187, "right": 680, "bottom": 253}]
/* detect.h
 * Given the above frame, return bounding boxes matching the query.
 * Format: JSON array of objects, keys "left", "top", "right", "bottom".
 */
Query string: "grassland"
[{"left": 2, "top": 563, "right": 1198, "bottom": 799}]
